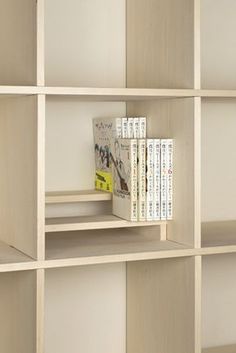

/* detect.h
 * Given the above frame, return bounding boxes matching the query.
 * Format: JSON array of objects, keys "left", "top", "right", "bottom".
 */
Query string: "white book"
[
  {"left": 138, "top": 139, "right": 146, "bottom": 221},
  {"left": 122, "top": 117, "right": 128, "bottom": 138},
  {"left": 111, "top": 139, "right": 138, "bottom": 221},
  {"left": 146, "top": 139, "right": 154, "bottom": 221},
  {"left": 93, "top": 117, "right": 122, "bottom": 192},
  {"left": 161, "top": 139, "right": 168, "bottom": 220},
  {"left": 127, "top": 117, "right": 134, "bottom": 138},
  {"left": 166, "top": 139, "right": 173, "bottom": 220},
  {"left": 139, "top": 117, "right": 146, "bottom": 138},
  {"left": 133, "top": 117, "right": 140, "bottom": 138},
  {"left": 153, "top": 139, "right": 161, "bottom": 220}
]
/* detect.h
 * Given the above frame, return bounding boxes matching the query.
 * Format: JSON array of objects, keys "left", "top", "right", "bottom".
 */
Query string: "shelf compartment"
[
  {"left": 0, "top": 270, "right": 36, "bottom": 353},
  {"left": 203, "top": 345, "right": 236, "bottom": 353},
  {"left": 45, "top": 215, "right": 167, "bottom": 233},
  {"left": 0, "top": 240, "right": 34, "bottom": 268},
  {"left": 202, "top": 221, "right": 236, "bottom": 248},
  {"left": 45, "top": 227, "right": 186, "bottom": 262},
  {"left": 46, "top": 189, "right": 112, "bottom": 204}
]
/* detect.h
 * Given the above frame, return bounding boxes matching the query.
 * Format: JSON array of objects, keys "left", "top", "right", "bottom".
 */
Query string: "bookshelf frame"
[{"left": 0, "top": 0, "right": 236, "bottom": 352}]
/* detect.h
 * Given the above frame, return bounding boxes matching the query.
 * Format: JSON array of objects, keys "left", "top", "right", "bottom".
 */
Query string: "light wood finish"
[
  {"left": 202, "top": 221, "right": 236, "bottom": 247},
  {"left": 3, "top": 86, "right": 236, "bottom": 98},
  {"left": 37, "top": 95, "right": 46, "bottom": 260},
  {"left": 0, "top": 96, "right": 38, "bottom": 259},
  {"left": 127, "top": 0, "right": 194, "bottom": 88},
  {"left": 0, "top": 271, "right": 36, "bottom": 353},
  {"left": 203, "top": 345, "right": 236, "bottom": 353},
  {"left": 45, "top": 228, "right": 183, "bottom": 260},
  {"left": 0, "top": 0, "right": 36, "bottom": 85},
  {"left": 36, "top": 269, "right": 45, "bottom": 353},
  {"left": 194, "top": 97, "right": 202, "bottom": 248},
  {"left": 0, "top": 240, "right": 34, "bottom": 265},
  {"left": 46, "top": 189, "right": 112, "bottom": 204},
  {"left": 194, "top": 0, "right": 201, "bottom": 89},
  {"left": 195, "top": 256, "right": 202, "bottom": 353},
  {"left": 127, "top": 257, "right": 195, "bottom": 353},
  {"left": 37, "top": 0, "right": 45, "bottom": 85},
  {"left": 45, "top": 214, "right": 167, "bottom": 233},
  {"left": 127, "top": 98, "right": 195, "bottom": 246}
]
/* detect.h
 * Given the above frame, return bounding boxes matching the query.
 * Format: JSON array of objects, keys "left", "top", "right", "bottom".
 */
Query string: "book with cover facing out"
[
  {"left": 166, "top": 139, "right": 173, "bottom": 220},
  {"left": 93, "top": 117, "right": 122, "bottom": 192},
  {"left": 146, "top": 139, "right": 154, "bottom": 220},
  {"left": 111, "top": 138, "right": 137, "bottom": 221},
  {"left": 138, "top": 139, "right": 146, "bottom": 220}
]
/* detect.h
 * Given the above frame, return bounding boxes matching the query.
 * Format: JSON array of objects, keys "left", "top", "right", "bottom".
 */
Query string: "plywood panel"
[
  {"left": 0, "top": 271, "right": 36, "bottom": 353},
  {"left": 0, "top": 96, "right": 39, "bottom": 258},
  {"left": 127, "top": 257, "right": 195, "bottom": 353},
  {"left": 202, "top": 254, "right": 236, "bottom": 348},
  {"left": 201, "top": 99, "right": 236, "bottom": 221},
  {"left": 45, "top": 0, "right": 125, "bottom": 87},
  {"left": 201, "top": 0, "right": 236, "bottom": 89},
  {"left": 0, "top": 0, "right": 36, "bottom": 85},
  {"left": 45, "top": 263, "right": 126, "bottom": 353},
  {"left": 127, "top": 0, "right": 194, "bottom": 88}
]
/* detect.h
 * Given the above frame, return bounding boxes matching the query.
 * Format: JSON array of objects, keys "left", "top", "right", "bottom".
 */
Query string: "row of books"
[{"left": 93, "top": 117, "right": 173, "bottom": 221}]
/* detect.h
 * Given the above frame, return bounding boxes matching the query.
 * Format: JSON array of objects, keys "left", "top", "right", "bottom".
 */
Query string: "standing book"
[
  {"left": 153, "top": 139, "right": 161, "bottom": 220},
  {"left": 146, "top": 139, "right": 154, "bottom": 221},
  {"left": 93, "top": 117, "right": 122, "bottom": 192},
  {"left": 166, "top": 139, "right": 173, "bottom": 220},
  {"left": 161, "top": 139, "right": 168, "bottom": 220},
  {"left": 111, "top": 138, "right": 138, "bottom": 221},
  {"left": 138, "top": 139, "right": 146, "bottom": 221}
]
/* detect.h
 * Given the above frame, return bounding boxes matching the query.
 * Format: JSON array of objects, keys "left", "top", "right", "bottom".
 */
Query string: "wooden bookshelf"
[{"left": 0, "top": 0, "right": 236, "bottom": 352}]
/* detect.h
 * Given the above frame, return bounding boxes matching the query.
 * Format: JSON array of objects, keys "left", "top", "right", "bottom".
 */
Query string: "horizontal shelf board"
[
  {"left": 45, "top": 189, "right": 112, "bottom": 204},
  {"left": 202, "top": 344, "right": 236, "bottom": 353},
  {"left": 0, "top": 240, "right": 33, "bottom": 266},
  {"left": 2, "top": 86, "right": 236, "bottom": 98},
  {"left": 45, "top": 214, "right": 166, "bottom": 233},
  {"left": 0, "top": 86, "right": 197, "bottom": 99},
  {"left": 45, "top": 228, "right": 188, "bottom": 261},
  {"left": 202, "top": 220, "right": 236, "bottom": 248}
]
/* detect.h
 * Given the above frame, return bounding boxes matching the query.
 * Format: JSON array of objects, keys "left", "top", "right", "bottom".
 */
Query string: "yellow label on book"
[{"left": 95, "top": 170, "right": 113, "bottom": 193}]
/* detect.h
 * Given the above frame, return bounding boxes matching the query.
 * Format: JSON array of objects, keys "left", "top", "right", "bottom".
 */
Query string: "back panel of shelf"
[
  {"left": 201, "top": 0, "right": 236, "bottom": 89},
  {"left": 202, "top": 254, "right": 236, "bottom": 351},
  {"left": 201, "top": 98, "right": 236, "bottom": 247},
  {"left": 0, "top": 0, "right": 37, "bottom": 85},
  {"left": 0, "top": 270, "right": 36, "bottom": 353},
  {"left": 44, "top": 257, "right": 197, "bottom": 353},
  {"left": 44, "top": 0, "right": 196, "bottom": 88}
]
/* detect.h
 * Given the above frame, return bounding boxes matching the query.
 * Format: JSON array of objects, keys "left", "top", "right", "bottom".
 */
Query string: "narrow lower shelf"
[
  {"left": 202, "top": 220, "right": 236, "bottom": 248},
  {"left": 46, "top": 189, "right": 112, "bottom": 204},
  {"left": 45, "top": 227, "right": 190, "bottom": 263},
  {"left": 202, "top": 344, "right": 236, "bottom": 353},
  {"left": 45, "top": 214, "right": 167, "bottom": 233}
]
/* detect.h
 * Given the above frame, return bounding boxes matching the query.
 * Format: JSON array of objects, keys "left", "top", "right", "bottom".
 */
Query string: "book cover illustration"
[
  {"left": 93, "top": 118, "right": 122, "bottom": 192},
  {"left": 111, "top": 139, "right": 137, "bottom": 221}
]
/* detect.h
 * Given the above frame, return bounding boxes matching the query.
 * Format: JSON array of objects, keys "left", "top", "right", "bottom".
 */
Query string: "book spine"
[
  {"left": 130, "top": 139, "right": 138, "bottom": 221},
  {"left": 153, "top": 139, "right": 161, "bottom": 220},
  {"left": 116, "top": 118, "right": 122, "bottom": 138},
  {"left": 138, "top": 139, "right": 146, "bottom": 221},
  {"left": 122, "top": 117, "right": 128, "bottom": 138},
  {"left": 146, "top": 139, "right": 154, "bottom": 221},
  {"left": 161, "top": 139, "right": 167, "bottom": 220},
  {"left": 139, "top": 117, "right": 146, "bottom": 138},
  {"left": 166, "top": 139, "right": 173, "bottom": 220},
  {"left": 133, "top": 117, "right": 140, "bottom": 138},
  {"left": 127, "top": 117, "right": 134, "bottom": 138}
]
